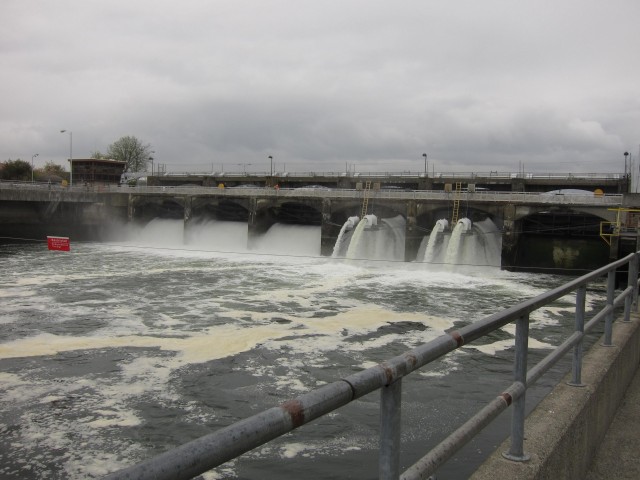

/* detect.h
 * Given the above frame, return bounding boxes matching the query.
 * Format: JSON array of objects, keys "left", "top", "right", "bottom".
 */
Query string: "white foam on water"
[
  {"left": 0, "top": 221, "right": 595, "bottom": 479},
  {"left": 465, "top": 336, "right": 555, "bottom": 356}
]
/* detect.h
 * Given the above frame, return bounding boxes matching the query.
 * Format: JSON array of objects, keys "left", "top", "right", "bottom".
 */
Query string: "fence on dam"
[{"left": 103, "top": 252, "right": 640, "bottom": 480}]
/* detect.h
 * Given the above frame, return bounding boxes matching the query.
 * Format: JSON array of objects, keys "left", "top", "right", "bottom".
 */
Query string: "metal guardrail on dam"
[
  {"left": 117, "top": 185, "right": 624, "bottom": 206},
  {"left": 0, "top": 181, "right": 624, "bottom": 207},
  {"left": 133, "top": 170, "right": 626, "bottom": 181},
  {"left": 104, "top": 253, "right": 640, "bottom": 480}
]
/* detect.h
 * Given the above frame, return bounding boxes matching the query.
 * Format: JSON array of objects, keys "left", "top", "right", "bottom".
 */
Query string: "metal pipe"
[
  {"left": 503, "top": 314, "right": 530, "bottom": 461},
  {"left": 614, "top": 286, "right": 634, "bottom": 309},
  {"left": 585, "top": 305, "right": 614, "bottom": 334},
  {"left": 528, "top": 330, "right": 583, "bottom": 387},
  {"left": 569, "top": 286, "right": 586, "bottom": 386},
  {"left": 604, "top": 270, "right": 616, "bottom": 346},
  {"left": 625, "top": 257, "right": 638, "bottom": 321},
  {"left": 380, "top": 379, "right": 402, "bottom": 480},
  {"left": 633, "top": 253, "right": 639, "bottom": 311},
  {"left": 343, "top": 334, "right": 457, "bottom": 399},
  {"left": 104, "top": 381, "right": 354, "bottom": 480},
  {"left": 401, "top": 382, "right": 526, "bottom": 480}
]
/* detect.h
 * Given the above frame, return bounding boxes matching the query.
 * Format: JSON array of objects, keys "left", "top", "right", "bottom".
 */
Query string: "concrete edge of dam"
[{"left": 470, "top": 312, "right": 640, "bottom": 480}]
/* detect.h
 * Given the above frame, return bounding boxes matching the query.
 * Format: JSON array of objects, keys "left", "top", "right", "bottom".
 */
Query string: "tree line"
[{"left": 1, "top": 135, "right": 153, "bottom": 181}]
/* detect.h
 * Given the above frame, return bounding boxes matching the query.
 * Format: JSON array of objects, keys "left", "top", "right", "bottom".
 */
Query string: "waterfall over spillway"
[
  {"left": 345, "top": 215, "right": 376, "bottom": 259},
  {"left": 334, "top": 214, "right": 405, "bottom": 261},
  {"left": 421, "top": 217, "right": 501, "bottom": 267},
  {"left": 332, "top": 216, "right": 360, "bottom": 258},
  {"left": 463, "top": 218, "right": 502, "bottom": 267},
  {"left": 444, "top": 218, "right": 472, "bottom": 265},
  {"left": 380, "top": 216, "right": 406, "bottom": 261},
  {"left": 123, "top": 218, "right": 322, "bottom": 257},
  {"left": 423, "top": 219, "right": 448, "bottom": 263}
]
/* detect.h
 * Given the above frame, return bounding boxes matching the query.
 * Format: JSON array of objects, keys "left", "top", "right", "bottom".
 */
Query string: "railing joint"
[
  {"left": 501, "top": 450, "right": 532, "bottom": 463},
  {"left": 566, "top": 380, "right": 587, "bottom": 387}
]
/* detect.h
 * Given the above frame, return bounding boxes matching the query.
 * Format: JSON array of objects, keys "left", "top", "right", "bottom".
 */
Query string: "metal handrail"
[
  {"left": 0, "top": 181, "right": 624, "bottom": 206},
  {"left": 104, "top": 252, "right": 640, "bottom": 480},
  {"left": 30, "top": 171, "right": 615, "bottom": 179}
]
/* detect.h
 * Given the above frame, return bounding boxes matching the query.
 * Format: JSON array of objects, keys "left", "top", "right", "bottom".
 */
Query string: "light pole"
[
  {"left": 60, "top": 130, "right": 72, "bottom": 187},
  {"left": 269, "top": 155, "right": 273, "bottom": 176},
  {"left": 31, "top": 153, "right": 39, "bottom": 182},
  {"left": 422, "top": 153, "right": 427, "bottom": 175},
  {"left": 148, "top": 150, "right": 155, "bottom": 176},
  {"left": 624, "top": 152, "right": 629, "bottom": 177},
  {"left": 237, "top": 163, "right": 251, "bottom": 173}
]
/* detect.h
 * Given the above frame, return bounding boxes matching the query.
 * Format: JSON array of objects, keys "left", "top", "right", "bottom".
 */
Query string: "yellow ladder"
[
  {"left": 451, "top": 182, "right": 462, "bottom": 225},
  {"left": 361, "top": 181, "right": 372, "bottom": 218}
]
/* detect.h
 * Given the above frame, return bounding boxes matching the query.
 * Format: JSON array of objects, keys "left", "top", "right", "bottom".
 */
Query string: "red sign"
[{"left": 47, "top": 236, "right": 70, "bottom": 251}]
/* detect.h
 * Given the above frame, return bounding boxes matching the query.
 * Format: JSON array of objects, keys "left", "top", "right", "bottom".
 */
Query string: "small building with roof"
[{"left": 71, "top": 158, "right": 127, "bottom": 185}]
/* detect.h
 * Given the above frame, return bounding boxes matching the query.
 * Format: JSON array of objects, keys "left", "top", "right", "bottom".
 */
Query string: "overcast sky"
[{"left": 2, "top": 0, "right": 639, "bottom": 175}]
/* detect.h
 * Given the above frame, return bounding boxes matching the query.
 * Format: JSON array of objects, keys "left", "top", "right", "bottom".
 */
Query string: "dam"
[
  {"left": 2, "top": 172, "right": 640, "bottom": 478},
  {"left": 0, "top": 170, "right": 637, "bottom": 273}
]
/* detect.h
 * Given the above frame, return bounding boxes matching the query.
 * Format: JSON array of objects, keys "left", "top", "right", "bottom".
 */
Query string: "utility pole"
[{"left": 31, "top": 154, "right": 39, "bottom": 182}]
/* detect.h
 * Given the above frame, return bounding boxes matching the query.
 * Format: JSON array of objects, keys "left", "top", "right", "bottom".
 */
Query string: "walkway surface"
[{"left": 585, "top": 367, "right": 640, "bottom": 479}]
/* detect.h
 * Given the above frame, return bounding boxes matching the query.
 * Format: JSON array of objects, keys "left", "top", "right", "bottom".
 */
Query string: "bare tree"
[
  {"left": 106, "top": 136, "right": 153, "bottom": 172},
  {"left": 90, "top": 150, "right": 109, "bottom": 160}
]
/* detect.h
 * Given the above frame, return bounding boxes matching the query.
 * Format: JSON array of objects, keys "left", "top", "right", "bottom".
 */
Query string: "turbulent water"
[{"left": 0, "top": 219, "right": 606, "bottom": 479}]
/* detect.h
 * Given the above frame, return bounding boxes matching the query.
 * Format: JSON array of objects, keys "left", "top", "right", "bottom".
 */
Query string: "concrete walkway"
[{"left": 585, "top": 367, "right": 640, "bottom": 479}]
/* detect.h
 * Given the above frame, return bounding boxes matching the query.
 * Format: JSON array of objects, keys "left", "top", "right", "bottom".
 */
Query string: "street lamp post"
[
  {"left": 60, "top": 130, "right": 72, "bottom": 187},
  {"left": 149, "top": 150, "right": 155, "bottom": 176},
  {"left": 422, "top": 153, "right": 427, "bottom": 175},
  {"left": 31, "top": 154, "right": 39, "bottom": 182},
  {"left": 269, "top": 155, "right": 273, "bottom": 176},
  {"left": 237, "top": 163, "right": 252, "bottom": 173},
  {"left": 624, "top": 152, "right": 629, "bottom": 177}
]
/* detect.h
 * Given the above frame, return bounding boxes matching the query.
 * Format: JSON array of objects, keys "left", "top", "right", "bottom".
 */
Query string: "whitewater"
[{"left": 0, "top": 218, "right": 603, "bottom": 478}]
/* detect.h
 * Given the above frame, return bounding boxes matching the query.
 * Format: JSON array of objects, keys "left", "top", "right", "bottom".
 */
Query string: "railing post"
[
  {"left": 568, "top": 286, "right": 587, "bottom": 386},
  {"left": 603, "top": 270, "right": 616, "bottom": 346},
  {"left": 624, "top": 256, "right": 637, "bottom": 322},
  {"left": 503, "top": 314, "right": 530, "bottom": 462},
  {"left": 632, "top": 253, "right": 639, "bottom": 313},
  {"left": 380, "top": 378, "right": 402, "bottom": 480}
]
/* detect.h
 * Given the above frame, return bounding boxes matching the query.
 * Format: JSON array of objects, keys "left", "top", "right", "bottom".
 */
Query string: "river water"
[{"left": 0, "top": 219, "right": 606, "bottom": 479}]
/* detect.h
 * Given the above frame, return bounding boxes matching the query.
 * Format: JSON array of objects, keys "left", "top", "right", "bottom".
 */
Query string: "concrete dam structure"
[{"left": 2, "top": 173, "right": 637, "bottom": 273}]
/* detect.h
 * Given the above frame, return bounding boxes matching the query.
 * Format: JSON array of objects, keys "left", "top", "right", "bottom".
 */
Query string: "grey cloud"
[{"left": 1, "top": 1, "right": 639, "bottom": 174}]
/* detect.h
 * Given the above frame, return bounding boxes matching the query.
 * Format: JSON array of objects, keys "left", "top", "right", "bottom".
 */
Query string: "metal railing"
[
  {"left": 0, "top": 170, "right": 626, "bottom": 188},
  {"left": 118, "top": 186, "right": 625, "bottom": 206},
  {"left": 117, "top": 171, "right": 627, "bottom": 180},
  {"left": 0, "top": 181, "right": 623, "bottom": 207},
  {"left": 104, "top": 253, "right": 640, "bottom": 480}
]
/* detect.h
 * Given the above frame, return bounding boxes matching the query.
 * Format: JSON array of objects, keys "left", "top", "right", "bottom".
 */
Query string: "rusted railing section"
[{"left": 104, "top": 253, "right": 640, "bottom": 480}]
